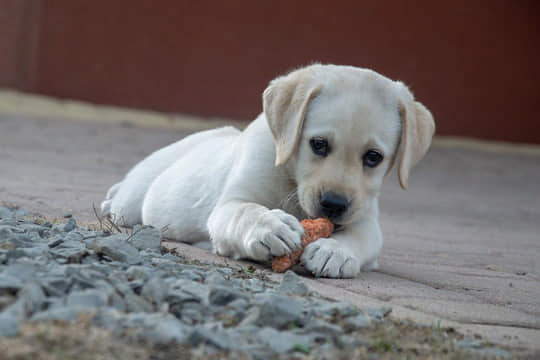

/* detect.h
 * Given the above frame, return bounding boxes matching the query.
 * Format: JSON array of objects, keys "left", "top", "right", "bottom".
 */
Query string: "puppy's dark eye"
[
  {"left": 310, "top": 138, "right": 330, "bottom": 157},
  {"left": 363, "top": 150, "right": 383, "bottom": 168}
]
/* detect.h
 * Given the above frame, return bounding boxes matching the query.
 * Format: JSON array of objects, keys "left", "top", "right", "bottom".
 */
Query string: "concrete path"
[{"left": 0, "top": 97, "right": 538, "bottom": 351}]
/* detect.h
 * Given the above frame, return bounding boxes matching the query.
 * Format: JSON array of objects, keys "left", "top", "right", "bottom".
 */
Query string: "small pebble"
[{"left": 63, "top": 218, "right": 77, "bottom": 232}]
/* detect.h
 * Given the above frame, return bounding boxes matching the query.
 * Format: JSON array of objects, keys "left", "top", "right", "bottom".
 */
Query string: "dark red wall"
[{"left": 2, "top": 0, "right": 539, "bottom": 143}]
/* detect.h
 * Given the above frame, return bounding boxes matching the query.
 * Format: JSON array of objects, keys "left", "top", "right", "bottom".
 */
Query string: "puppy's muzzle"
[{"left": 319, "top": 191, "right": 349, "bottom": 221}]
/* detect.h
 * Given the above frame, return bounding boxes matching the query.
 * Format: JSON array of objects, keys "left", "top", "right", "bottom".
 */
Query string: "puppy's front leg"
[
  {"left": 207, "top": 201, "right": 304, "bottom": 261},
  {"left": 301, "top": 218, "right": 383, "bottom": 278}
]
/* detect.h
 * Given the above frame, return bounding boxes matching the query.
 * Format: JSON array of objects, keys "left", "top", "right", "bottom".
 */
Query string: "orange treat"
[{"left": 272, "top": 218, "right": 334, "bottom": 273}]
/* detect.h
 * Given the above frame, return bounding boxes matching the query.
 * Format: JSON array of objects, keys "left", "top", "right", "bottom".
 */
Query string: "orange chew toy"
[{"left": 272, "top": 218, "right": 334, "bottom": 273}]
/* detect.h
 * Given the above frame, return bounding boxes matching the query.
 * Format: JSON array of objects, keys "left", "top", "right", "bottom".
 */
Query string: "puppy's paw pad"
[
  {"left": 245, "top": 209, "right": 303, "bottom": 260},
  {"left": 301, "top": 238, "right": 360, "bottom": 278}
]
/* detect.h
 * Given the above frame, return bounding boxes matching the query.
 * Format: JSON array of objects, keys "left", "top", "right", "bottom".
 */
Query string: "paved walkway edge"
[
  {"left": 163, "top": 241, "right": 540, "bottom": 351},
  {"left": 0, "top": 89, "right": 245, "bottom": 132},
  {"left": 1, "top": 89, "right": 540, "bottom": 154}
]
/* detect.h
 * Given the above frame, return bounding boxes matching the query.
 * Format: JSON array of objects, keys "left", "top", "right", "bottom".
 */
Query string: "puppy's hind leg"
[
  {"left": 103, "top": 126, "right": 242, "bottom": 228},
  {"left": 101, "top": 179, "right": 144, "bottom": 227},
  {"left": 100, "top": 182, "right": 122, "bottom": 218}
]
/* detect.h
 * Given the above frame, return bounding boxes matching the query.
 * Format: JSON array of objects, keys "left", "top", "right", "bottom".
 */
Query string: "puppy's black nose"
[{"left": 320, "top": 191, "right": 349, "bottom": 220}]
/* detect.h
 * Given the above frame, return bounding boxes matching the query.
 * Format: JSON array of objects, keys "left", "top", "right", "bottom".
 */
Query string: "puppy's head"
[{"left": 263, "top": 64, "right": 435, "bottom": 225}]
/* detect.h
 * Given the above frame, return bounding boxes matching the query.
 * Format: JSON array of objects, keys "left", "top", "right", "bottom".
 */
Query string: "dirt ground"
[{"left": 0, "top": 314, "right": 521, "bottom": 360}]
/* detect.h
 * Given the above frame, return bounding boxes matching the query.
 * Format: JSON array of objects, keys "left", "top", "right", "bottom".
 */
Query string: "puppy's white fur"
[{"left": 101, "top": 64, "right": 435, "bottom": 278}]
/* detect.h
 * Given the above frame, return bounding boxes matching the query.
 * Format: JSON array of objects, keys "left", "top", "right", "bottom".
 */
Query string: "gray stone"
[
  {"left": 128, "top": 279, "right": 144, "bottom": 294},
  {"left": 30, "top": 307, "right": 82, "bottom": 323},
  {"left": 476, "top": 347, "right": 512, "bottom": 359},
  {"left": 125, "top": 265, "right": 150, "bottom": 281},
  {"left": 41, "top": 221, "right": 53, "bottom": 228},
  {"left": 227, "top": 298, "right": 249, "bottom": 313},
  {"left": 178, "top": 302, "right": 207, "bottom": 324},
  {"left": 343, "top": 312, "right": 372, "bottom": 330},
  {"left": 13, "top": 209, "right": 28, "bottom": 218},
  {"left": 455, "top": 340, "right": 511, "bottom": 358},
  {"left": 0, "top": 206, "right": 13, "bottom": 219},
  {"left": 455, "top": 339, "right": 483, "bottom": 349},
  {"left": 4, "top": 248, "right": 29, "bottom": 261},
  {"left": 304, "top": 319, "right": 344, "bottom": 335},
  {"left": 63, "top": 231, "right": 84, "bottom": 243},
  {"left": 118, "top": 313, "right": 190, "bottom": 343},
  {"left": 188, "top": 325, "right": 244, "bottom": 350},
  {"left": 0, "top": 311, "right": 19, "bottom": 336},
  {"left": 243, "top": 278, "right": 266, "bottom": 293},
  {"left": 18, "top": 247, "right": 46, "bottom": 258},
  {"left": 108, "top": 291, "right": 126, "bottom": 311},
  {"left": 277, "top": 270, "right": 310, "bottom": 296},
  {"left": 0, "top": 219, "right": 19, "bottom": 226},
  {"left": 106, "top": 271, "right": 133, "bottom": 296},
  {"left": 2, "top": 233, "right": 29, "bottom": 249},
  {"left": 255, "top": 293, "right": 306, "bottom": 329},
  {"left": 209, "top": 285, "right": 246, "bottom": 306},
  {"left": 19, "top": 223, "right": 48, "bottom": 235},
  {"left": 257, "top": 327, "right": 314, "bottom": 354},
  {"left": 18, "top": 282, "right": 47, "bottom": 315},
  {"left": 127, "top": 225, "right": 161, "bottom": 251},
  {"left": 142, "top": 314, "right": 191, "bottom": 343},
  {"left": 65, "top": 266, "right": 104, "bottom": 289},
  {"left": 169, "top": 279, "right": 209, "bottom": 303},
  {"left": 0, "top": 274, "right": 23, "bottom": 295},
  {"left": 215, "top": 267, "right": 234, "bottom": 277},
  {"left": 123, "top": 293, "right": 153, "bottom": 312},
  {"left": 316, "top": 301, "right": 359, "bottom": 318},
  {"left": 5, "top": 282, "right": 48, "bottom": 320},
  {"left": 63, "top": 218, "right": 77, "bottom": 232},
  {"left": 335, "top": 334, "right": 370, "bottom": 351},
  {"left": 0, "top": 295, "right": 16, "bottom": 310},
  {"left": 178, "top": 268, "right": 205, "bottom": 282},
  {"left": 140, "top": 276, "right": 168, "bottom": 306},
  {"left": 3, "top": 262, "right": 40, "bottom": 282},
  {"left": 206, "top": 271, "right": 229, "bottom": 286},
  {"left": 66, "top": 289, "right": 109, "bottom": 308},
  {"left": 89, "top": 307, "right": 121, "bottom": 330},
  {"left": 149, "top": 258, "right": 180, "bottom": 274},
  {"left": 166, "top": 289, "right": 202, "bottom": 306},
  {"left": 0, "top": 225, "right": 14, "bottom": 239},
  {"left": 93, "top": 235, "right": 141, "bottom": 265},
  {"left": 39, "top": 275, "right": 70, "bottom": 297},
  {"left": 367, "top": 307, "right": 392, "bottom": 322},
  {"left": 47, "top": 235, "right": 64, "bottom": 248},
  {"left": 49, "top": 240, "right": 88, "bottom": 263}
]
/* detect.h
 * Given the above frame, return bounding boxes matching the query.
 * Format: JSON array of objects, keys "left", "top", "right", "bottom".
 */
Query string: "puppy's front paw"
[
  {"left": 244, "top": 209, "right": 303, "bottom": 261},
  {"left": 301, "top": 238, "right": 360, "bottom": 278}
]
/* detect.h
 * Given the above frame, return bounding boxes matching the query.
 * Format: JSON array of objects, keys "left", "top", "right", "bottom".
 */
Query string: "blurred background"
[{"left": 1, "top": 0, "right": 539, "bottom": 143}]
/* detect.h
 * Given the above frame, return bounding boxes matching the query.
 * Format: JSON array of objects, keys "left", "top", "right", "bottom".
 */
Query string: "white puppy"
[{"left": 101, "top": 64, "right": 434, "bottom": 278}]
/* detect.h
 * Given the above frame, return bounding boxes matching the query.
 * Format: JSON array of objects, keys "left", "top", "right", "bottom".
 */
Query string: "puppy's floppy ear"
[
  {"left": 263, "top": 72, "right": 321, "bottom": 166},
  {"left": 395, "top": 82, "right": 435, "bottom": 190}
]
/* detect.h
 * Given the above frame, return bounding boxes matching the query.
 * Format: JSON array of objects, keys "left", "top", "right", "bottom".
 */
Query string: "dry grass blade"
[{"left": 92, "top": 202, "right": 123, "bottom": 234}]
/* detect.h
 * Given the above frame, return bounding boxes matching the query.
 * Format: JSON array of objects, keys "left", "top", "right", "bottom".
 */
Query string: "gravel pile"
[{"left": 0, "top": 206, "right": 394, "bottom": 358}]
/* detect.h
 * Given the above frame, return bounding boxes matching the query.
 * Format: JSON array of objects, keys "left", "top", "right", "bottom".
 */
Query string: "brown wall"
[{"left": 1, "top": 0, "right": 539, "bottom": 143}]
